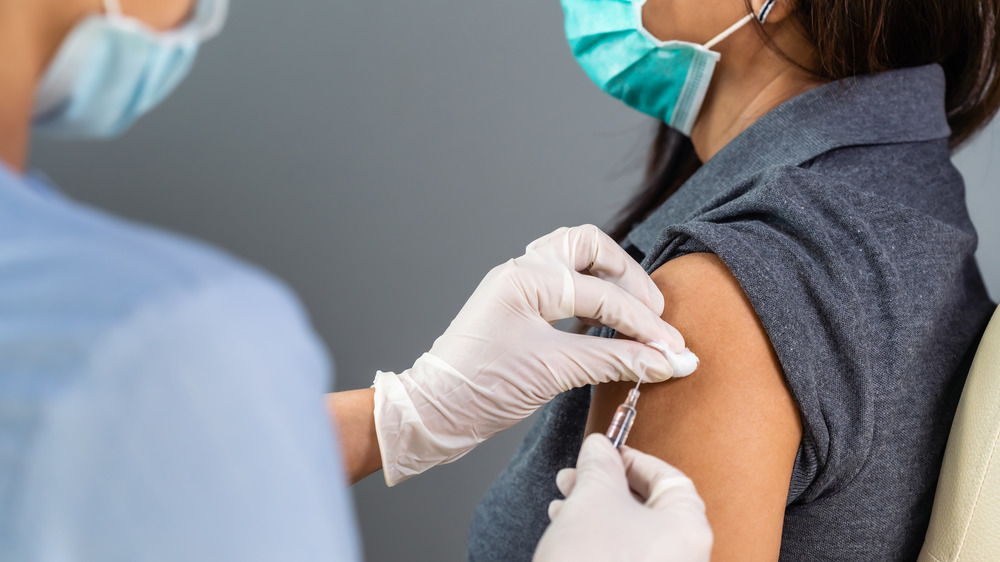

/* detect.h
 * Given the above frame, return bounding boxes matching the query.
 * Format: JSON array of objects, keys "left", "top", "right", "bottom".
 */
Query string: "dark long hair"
[{"left": 608, "top": 0, "right": 1000, "bottom": 242}]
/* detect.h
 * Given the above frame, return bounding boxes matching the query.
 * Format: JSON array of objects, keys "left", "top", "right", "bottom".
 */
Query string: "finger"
[
  {"left": 647, "top": 341, "right": 700, "bottom": 378},
  {"left": 524, "top": 226, "right": 571, "bottom": 253},
  {"left": 527, "top": 225, "right": 665, "bottom": 316},
  {"left": 551, "top": 335, "right": 682, "bottom": 387},
  {"left": 620, "top": 446, "right": 705, "bottom": 512},
  {"left": 645, "top": 475, "right": 707, "bottom": 514},
  {"left": 547, "top": 499, "right": 565, "bottom": 521},
  {"left": 620, "top": 445, "right": 688, "bottom": 500},
  {"left": 566, "top": 225, "right": 665, "bottom": 315},
  {"left": 570, "top": 434, "right": 628, "bottom": 495},
  {"left": 555, "top": 468, "right": 577, "bottom": 497},
  {"left": 570, "top": 273, "right": 684, "bottom": 349}
]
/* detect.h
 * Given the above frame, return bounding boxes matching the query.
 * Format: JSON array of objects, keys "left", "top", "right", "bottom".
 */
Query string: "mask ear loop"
[
  {"left": 703, "top": 14, "right": 753, "bottom": 50},
  {"left": 758, "top": 0, "right": 777, "bottom": 23},
  {"left": 163, "top": 0, "right": 230, "bottom": 43},
  {"left": 189, "top": 0, "right": 229, "bottom": 42},
  {"left": 103, "top": 0, "right": 122, "bottom": 17},
  {"left": 100, "top": 0, "right": 227, "bottom": 44},
  {"left": 703, "top": 0, "right": 777, "bottom": 50}
]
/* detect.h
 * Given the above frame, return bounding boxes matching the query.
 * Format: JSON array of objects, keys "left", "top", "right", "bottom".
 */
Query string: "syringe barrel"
[{"left": 605, "top": 403, "right": 637, "bottom": 449}]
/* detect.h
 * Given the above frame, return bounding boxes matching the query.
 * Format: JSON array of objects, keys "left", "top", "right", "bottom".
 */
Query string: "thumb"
[{"left": 570, "top": 434, "right": 629, "bottom": 498}]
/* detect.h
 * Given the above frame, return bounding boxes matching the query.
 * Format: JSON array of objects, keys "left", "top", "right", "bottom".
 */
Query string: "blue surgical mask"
[
  {"left": 562, "top": 0, "right": 774, "bottom": 135},
  {"left": 33, "top": 0, "right": 229, "bottom": 139}
]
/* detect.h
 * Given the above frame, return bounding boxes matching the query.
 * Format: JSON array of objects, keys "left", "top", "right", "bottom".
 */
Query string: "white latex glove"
[
  {"left": 534, "top": 434, "right": 713, "bottom": 562},
  {"left": 373, "top": 225, "right": 699, "bottom": 485}
]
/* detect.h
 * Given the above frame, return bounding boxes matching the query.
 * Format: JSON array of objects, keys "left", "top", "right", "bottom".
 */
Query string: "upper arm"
[{"left": 585, "top": 252, "right": 802, "bottom": 561}]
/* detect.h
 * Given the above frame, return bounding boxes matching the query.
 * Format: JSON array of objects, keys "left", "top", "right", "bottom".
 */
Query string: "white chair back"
[{"left": 918, "top": 307, "right": 1000, "bottom": 562}]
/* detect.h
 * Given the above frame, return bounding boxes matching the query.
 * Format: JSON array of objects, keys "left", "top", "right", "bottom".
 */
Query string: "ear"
[{"left": 750, "top": 0, "right": 793, "bottom": 24}]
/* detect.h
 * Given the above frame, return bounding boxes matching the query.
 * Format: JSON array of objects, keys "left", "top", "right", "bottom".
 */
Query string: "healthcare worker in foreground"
[{"left": 0, "top": 0, "right": 713, "bottom": 560}]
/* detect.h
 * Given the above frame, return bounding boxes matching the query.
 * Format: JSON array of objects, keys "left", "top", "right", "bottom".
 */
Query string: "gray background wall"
[{"left": 29, "top": 0, "right": 999, "bottom": 560}]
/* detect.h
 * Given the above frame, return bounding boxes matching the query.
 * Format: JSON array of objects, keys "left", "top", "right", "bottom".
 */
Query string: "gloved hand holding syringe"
[
  {"left": 535, "top": 432, "right": 714, "bottom": 562},
  {"left": 531, "top": 341, "right": 710, "bottom": 562}
]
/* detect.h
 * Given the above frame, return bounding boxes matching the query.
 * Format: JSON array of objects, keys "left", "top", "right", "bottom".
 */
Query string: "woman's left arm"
[{"left": 586, "top": 252, "right": 802, "bottom": 561}]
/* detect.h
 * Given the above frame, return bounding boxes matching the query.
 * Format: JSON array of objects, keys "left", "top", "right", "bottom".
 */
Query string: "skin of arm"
[
  {"left": 326, "top": 389, "right": 382, "bottom": 484},
  {"left": 585, "top": 252, "right": 802, "bottom": 561}
]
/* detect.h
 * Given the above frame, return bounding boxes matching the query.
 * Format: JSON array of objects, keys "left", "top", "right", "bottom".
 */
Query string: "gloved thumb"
[
  {"left": 571, "top": 434, "right": 630, "bottom": 497},
  {"left": 547, "top": 435, "right": 620, "bottom": 522}
]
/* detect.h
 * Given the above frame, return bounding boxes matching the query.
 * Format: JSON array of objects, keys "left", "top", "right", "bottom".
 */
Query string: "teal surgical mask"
[
  {"left": 562, "top": 0, "right": 774, "bottom": 135},
  {"left": 33, "top": 0, "right": 229, "bottom": 139}
]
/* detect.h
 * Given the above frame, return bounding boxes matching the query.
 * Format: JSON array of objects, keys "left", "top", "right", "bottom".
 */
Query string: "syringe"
[{"left": 605, "top": 380, "right": 642, "bottom": 449}]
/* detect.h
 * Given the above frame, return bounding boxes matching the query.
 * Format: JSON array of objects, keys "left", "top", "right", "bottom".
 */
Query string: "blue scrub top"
[{"left": 0, "top": 164, "right": 362, "bottom": 561}]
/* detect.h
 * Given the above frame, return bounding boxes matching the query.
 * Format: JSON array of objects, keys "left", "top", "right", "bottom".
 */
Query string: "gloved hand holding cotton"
[{"left": 372, "top": 224, "right": 698, "bottom": 486}]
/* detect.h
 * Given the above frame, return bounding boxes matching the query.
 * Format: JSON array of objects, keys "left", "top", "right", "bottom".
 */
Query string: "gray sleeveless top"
[{"left": 467, "top": 65, "right": 995, "bottom": 561}]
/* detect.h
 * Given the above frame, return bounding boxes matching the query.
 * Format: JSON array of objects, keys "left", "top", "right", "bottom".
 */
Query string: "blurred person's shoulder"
[
  {"left": 0, "top": 168, "right": 311, "bottom": 340},
  {"left": 0, "top": 170, "right": 349, "bottom": 562},
  {"left": 0, "top": 166, "right": 327, "bottom": 398}
]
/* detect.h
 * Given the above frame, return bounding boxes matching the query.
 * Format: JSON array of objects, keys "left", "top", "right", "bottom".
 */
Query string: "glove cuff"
[{"left": 372, "top": 356, "right": 480, "bottom": 486}]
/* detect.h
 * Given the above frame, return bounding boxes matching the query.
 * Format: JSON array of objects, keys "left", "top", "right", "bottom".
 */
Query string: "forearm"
[{"left": 326, "top": 389, "right": 382, "bottom": 484}]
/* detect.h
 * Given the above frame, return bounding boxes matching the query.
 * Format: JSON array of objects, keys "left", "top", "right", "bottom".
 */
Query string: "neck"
[
  {"left": 690, "top": 29, "right": 825, "bottom": 163},
  {"left": 0, "top": 7, "right": 44, "bottom": 173},
  {"left": 0, "top": 2, "right": 91, "bottom": 173}
]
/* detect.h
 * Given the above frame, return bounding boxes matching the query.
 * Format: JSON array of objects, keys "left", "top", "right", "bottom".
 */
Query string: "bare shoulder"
[{"left": 586, "top": 252, "right": 802, "bottom": 561}]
